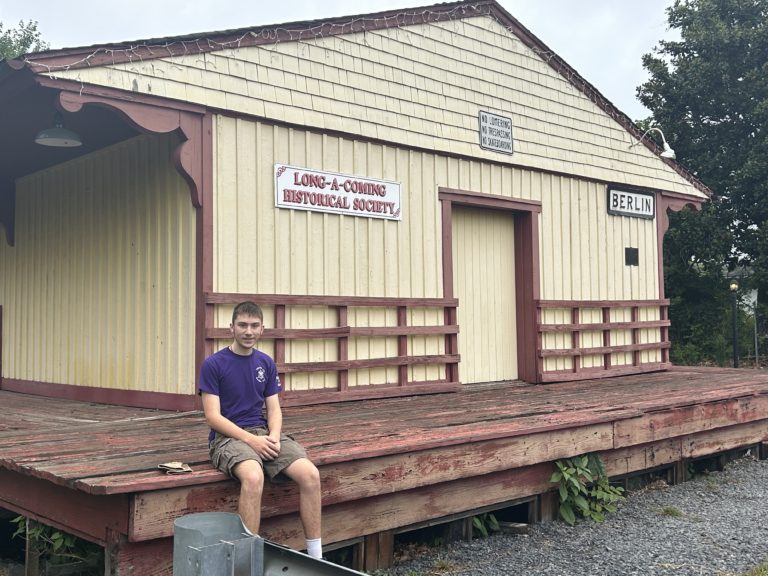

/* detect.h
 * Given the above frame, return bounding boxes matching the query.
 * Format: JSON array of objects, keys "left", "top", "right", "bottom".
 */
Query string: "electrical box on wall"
[{"left": 625, "top": 247, "right": 639, "bottom": 266}]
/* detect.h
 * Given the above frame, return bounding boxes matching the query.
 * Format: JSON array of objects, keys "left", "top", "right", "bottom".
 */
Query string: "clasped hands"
[{"left": 248, "top": 433, "right": 281, "bottom": 460}]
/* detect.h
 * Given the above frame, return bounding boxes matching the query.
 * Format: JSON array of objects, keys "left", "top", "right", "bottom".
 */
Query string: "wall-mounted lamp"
[
  {"left": 629, "top": 125, "right": 675, "bottom": 160},
  {"left": 34, "top": 111, "right": 82, "bottom": 148}
]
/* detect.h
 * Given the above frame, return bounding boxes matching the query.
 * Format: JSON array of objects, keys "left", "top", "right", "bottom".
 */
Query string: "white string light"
[
  {"left": 22, "top": 5, "right": 486, "bottom": 74},
  {"left": 19, "top": 2, "right": 706, "bottom": 193}
]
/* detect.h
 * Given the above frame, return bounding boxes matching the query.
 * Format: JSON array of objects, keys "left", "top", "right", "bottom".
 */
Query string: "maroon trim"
[
  {"left": 337, "top": 306, "right": 349, "bottom": 391},
  {"left": 539, "top": 363, "right": 671, "bottom": 382},
  {"left": 45, "top": 80, "right": 206, "bottom": 209},
  {"left": 438, "top": 187, "right": 541, "bottom": 383},
  {"left": 201, "top": 114, "right": 216, "bottom": 365},
  {"left": 397, "top": 306, "right": 408, "bottom": 386},
  {"left": 275, "top": 304, "right": 286, "bottom": 386},
  {"left": 281, "top": 380, "right": 460, "bottom": 406},
  {"left": 207, "top": 293, "right": 458, "bottom": 307},
  {"left": 441, "top": 199, "right": 454, "bottom": 298},
  {"left": 571, "top": 307, "right": 580, "bottom": 374},
  {"left": 196, "top": 113, "right": 214, "bottom": 392},
  {"left": 515, "top": 210, "right": 540, "bottom": 382},
  {"left": 538, "top": 298, "right": 670, "bottom": 307},
  {"left": 206, "top": 294, "right": 459, "bottom": 403},
  {"left": 0, "top": 379, "right": 200, "bottom": 411},
  {"left": 535, "top": 299, "right": 671, "bottom": 381},
  {"left": 440, "top": 199, "right": 460, "bottom": 384},
  {"left": 656, "top": 191, "right": 704, "bottom": 298},
  {"left": 439, "top": 187, "right": 542, "bottom": 213}
]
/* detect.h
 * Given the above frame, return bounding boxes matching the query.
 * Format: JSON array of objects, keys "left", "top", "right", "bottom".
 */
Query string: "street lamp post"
[{"left": 730, "top": 280, "right": 739, "bottom": 368}]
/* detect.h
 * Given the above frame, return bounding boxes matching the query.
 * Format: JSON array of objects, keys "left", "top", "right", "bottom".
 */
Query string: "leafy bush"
[
  {"left": 12, "top": 515, "right": 102, "bottom": 568},
  {"left": 471, "top": 512, "right": 499, "bottom": 538},
  {"left": 550, "top": 454, "right": 625, "bottom": 525}
]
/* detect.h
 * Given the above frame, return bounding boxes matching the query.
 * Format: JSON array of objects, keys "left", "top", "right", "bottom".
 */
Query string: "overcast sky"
[{"left": 1, "top": 0, "right": 676, "bottom": 121}]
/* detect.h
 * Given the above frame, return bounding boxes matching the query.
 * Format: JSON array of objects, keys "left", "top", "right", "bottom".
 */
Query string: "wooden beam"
[
  {"left": 279, "top": 354, "right": 460, "bottom": 373},
  {"left": 614, "top": 396, "right": 768, "bottom": 448},
  {"left": 364, "top": 531, "right": 395, "bottom": 572},
  {"left": 539, "top": 341, "right": 671, "bottom": 358},
  {"left": 0, "top": 469, "right": 129, "bottom": 546},
  {"left": 206, "top": 292, "right": 458, "bottom": 308},
  {"left": 682, "top": 420, "right": 768, "bottom": 459},
  {"left": 539, "top": 320, "right": 671, "bottom": 332},
  {"left": 260, "top": 462, "right": 555, "bottom": 549},
  {"left": 537, "top": 299, "right": 670, "bottom": 308},
  {"left": 107, "top": 534, "right": 172, "bottom": 576},
  {"left": 129, "top": 424, "right": 613, "bottom": 541}
]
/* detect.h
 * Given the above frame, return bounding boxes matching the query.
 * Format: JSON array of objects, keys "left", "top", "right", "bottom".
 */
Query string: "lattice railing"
[
  {"left": 536, "top": 299, "right": 671, "bottom": 382},
  {"left": 205, "top": 292, "right": 460, "bottom": 405}
]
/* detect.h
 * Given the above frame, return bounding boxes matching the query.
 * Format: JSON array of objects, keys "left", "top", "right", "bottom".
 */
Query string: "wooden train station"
[{"left": 2, "top": 1, "right": 765, "bottom": 574}]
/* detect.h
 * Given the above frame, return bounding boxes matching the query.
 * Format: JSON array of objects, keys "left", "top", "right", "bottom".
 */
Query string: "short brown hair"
[{"left": 232, "top": 301, "right": 264, "bottom": 324}]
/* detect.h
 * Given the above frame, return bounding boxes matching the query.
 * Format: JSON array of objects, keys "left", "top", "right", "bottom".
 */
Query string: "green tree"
[
  {"left": 638, "top": 0, "right": 768, "bottom": 364},
  {"left": 0, "top": 20, "right": 48, "bottom": 60}
]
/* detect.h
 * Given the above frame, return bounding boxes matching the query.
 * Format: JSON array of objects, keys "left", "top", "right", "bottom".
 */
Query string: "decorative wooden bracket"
[
  {"left": 658, "top": 192, "right": 703, "bottom": 238},
  {"left": 656, "top": 191, "right": 706, "bottom": 298},
  {"left": 58, "top": 90, "right": 206, "bottom": 208}
]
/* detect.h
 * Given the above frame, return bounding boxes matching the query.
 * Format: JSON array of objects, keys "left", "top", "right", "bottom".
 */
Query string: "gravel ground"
[{"left": 376, "top": 456, "right": 768, "bottom": 576}]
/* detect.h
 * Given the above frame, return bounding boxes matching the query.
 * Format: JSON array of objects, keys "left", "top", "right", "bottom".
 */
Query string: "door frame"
[{"left": 439, "top": 188, "right": 542, "bottom": 383}]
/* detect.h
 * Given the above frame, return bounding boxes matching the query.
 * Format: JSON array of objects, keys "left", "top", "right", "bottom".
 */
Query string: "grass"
[
  {"left": 659, "top": 505, "right": 684, "bottom": 517},
  {"left": 432, "top": 556, "right": 457, "bottom": 572},
  {"left": 742, "top": 562, "right": 768, "bottom": 576}
]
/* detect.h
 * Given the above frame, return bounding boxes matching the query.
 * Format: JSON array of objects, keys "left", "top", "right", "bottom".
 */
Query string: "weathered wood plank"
[
  {"left": 259, "top": 463, "right": 555, "bottom": 549},
  {"left": 601, "top": 438, "right": 682, "bottom": 476},
  {"left": 613, "top": 395, "right": 768, "bottom": 448},
  {"left": 107, "top": 535, "right": 172, "bottom": 576},
  {"left": 0, "top": 469, "right": 129, "bottom": 546},
  {"left": 129, "top": 424, "right": 613, "bottom": 541},
  {"left": 206, "top": 292, "right": 458, "bottom": 308},
  {"left": 682, "top": 419, "right": 768, "bottom": 459}
]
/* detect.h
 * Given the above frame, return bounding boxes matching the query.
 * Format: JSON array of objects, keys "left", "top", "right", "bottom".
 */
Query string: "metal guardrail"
[{"left": 173, "top": 512, "right": 366, "bottom": 576}]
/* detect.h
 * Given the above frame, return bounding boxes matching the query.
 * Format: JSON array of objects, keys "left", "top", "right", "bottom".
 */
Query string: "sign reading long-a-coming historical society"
[
  {"left": 275, "top": 164, "right": 401, "bottom": 221},
  {"left": 607, "top": 186, "right": 655, "bottom": 219}
]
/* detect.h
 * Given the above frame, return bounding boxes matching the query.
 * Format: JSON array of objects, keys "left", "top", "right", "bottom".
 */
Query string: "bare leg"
[
  {"left": 232, "top": 460, "right": 265, "bottom": 534},
  {"left": 283, "top": 458, "right": 322, "bottom": 539}
]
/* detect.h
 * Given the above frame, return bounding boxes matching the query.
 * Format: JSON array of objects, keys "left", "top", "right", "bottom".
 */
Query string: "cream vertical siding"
[
  {"left": 539, "top": 176, "right": 658, "bottom": 304},
  {"left": 0, "top": 134, "right": 196, "bottom": 393},
  {"left": 452, "top": 206, "right": 517, "bottom": 383},
  {"left": 212, "top": 117, "right": 662, "bottom": 387},
  {"left": 539, "top": 176, "right": 659, "bottom": 372},
  {"left": 212, "top": 117, "right": 446, "bottom": 390}
]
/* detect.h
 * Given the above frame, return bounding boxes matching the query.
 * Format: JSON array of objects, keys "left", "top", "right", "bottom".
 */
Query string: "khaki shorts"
[{"left": 209, "top": 426, "right": 308, "bottom": 483}]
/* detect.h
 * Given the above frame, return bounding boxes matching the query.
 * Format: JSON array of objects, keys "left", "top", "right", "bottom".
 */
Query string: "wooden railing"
[
  {"left": 536, "top": 299, "right": 671, "bottom": 382},
  {"left": 205, "top": 293, "right": 460, "bottom": 405}
]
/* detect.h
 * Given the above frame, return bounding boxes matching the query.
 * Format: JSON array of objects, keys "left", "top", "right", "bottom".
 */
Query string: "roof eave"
[{"left": 13, "top": 0, "right": 713, "bottom": 198}]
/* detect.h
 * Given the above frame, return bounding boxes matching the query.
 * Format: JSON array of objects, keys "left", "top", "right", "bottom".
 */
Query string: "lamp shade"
[
  {"left": 34, "top": 113, "right": 82, "bottom": 147},
  {"left": 660, "top": 143, "right": 676, "bottom": 159}
]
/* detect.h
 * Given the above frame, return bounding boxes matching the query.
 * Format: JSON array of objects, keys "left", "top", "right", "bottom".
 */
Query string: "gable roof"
[{"left": 5, "top": 0, "right": 711, "bottom": 197}]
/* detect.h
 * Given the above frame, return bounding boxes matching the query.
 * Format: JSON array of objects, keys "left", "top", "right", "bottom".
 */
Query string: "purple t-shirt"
[{"left": 198, "top": 347, "right": 282, "bottom": 442}]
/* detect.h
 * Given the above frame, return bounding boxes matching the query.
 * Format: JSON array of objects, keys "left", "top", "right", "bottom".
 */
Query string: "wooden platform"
[{"left": 2, "top": 366, "right": 768, "bottom": 574}]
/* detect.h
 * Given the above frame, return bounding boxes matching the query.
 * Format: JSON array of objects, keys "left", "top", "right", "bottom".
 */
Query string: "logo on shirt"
[{"left": 255, "top": 366, "right": 266, "bottom": 383}]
